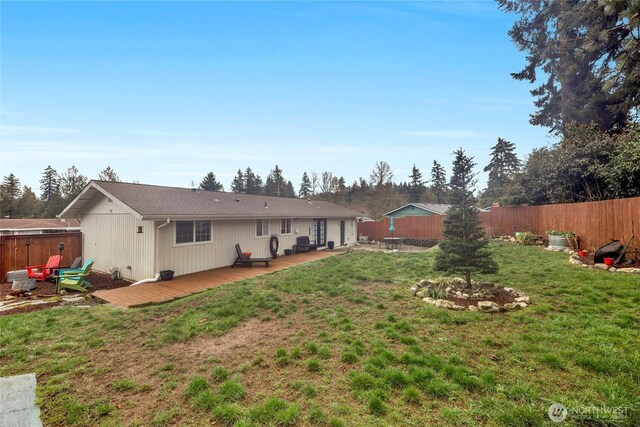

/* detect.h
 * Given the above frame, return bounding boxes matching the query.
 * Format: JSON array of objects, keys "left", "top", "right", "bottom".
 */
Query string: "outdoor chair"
[
  {"left": 26, "top": 255, "right": 63, "bottom": 282},
  {"left": 295, "top": 236, "right": 317, "bottom": 253},
  {"left": 58, "top": 258, "right": 94, "bottom": 276},
  {"left": 232, "top": 244, "right": 271, "bottom": 268},
  {"left": 56, "top": 258, "right": 94, "bottom": 293},
  {"left": 69, "top": 256, "right": 83, "bottom": 269}
]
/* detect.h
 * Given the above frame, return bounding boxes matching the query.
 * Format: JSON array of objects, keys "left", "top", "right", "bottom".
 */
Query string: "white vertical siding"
[
  {"left": 156, "top": 217, "right": 356, "bottom": 277},
  {"left": 80, "top": 194, "right": 358, "bottom": 281},
  {"left": 79, "top": 194, "right": 155, "bottom": 281}
]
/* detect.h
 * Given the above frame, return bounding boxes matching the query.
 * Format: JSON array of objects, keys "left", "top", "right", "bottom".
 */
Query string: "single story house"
[
  {"left": 59, "top": 181, "right": 359, "bottom": 281},
  {"left": 383, "top": 203, "right": 451, "bottom": 218},
  {"left": 0, "top": 218, "right": 80, "bottom": 236}
]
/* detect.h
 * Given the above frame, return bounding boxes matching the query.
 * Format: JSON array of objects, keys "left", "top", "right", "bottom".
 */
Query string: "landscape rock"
[
  {"left": 468, "top": 305, "right": 479, "bottom": 311},
  {"left": 616, "top": 267, "right": 640, "bottom": 274},
  {"left": 514, "top": 296, "right": 530, "bottom": 304},
  {"left": 609, "top": 267, "right": 617, "bottom": 272},
  {"left": 435, "top": 299, "right": 455, "bottom": 309},
  {"left": 451, "top": 305, "right": 466, "bottom": 311},
  {"left": 515, "top": 302, "right": 528, "bottom": 309},
  {"left": 594, "top": 263, "right": 609, "bottom": 270},
  {"left": 569, "top": 257, "right": 583, "bottom": 265},
  {"left": 503, "top": 302, "right": 521, "bottom": 311},
  {"left": 477, "top": 301, "right": 500, "bottom": 312},
  {"left": 422, "top": 297, "right": 437, "bottom": 306}
]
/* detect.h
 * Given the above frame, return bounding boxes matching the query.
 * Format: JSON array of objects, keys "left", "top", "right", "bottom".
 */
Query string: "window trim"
[
  {"left": 174, "top": 220, "right": 212, "bottom": 246},
  {"left": 280, "top": 218, "right": 292, "bottom": 235},
  {"left": 256, "top": 219, "right": 269, "bottom": 238}
]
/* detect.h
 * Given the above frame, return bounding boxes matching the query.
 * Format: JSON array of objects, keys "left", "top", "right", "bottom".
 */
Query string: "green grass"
[{"left": 1, "top": 243, "right": 639, "bottom": 426}]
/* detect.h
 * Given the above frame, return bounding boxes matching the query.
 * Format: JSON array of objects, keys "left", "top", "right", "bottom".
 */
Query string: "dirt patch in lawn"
[{"left": 172, "top": 316, "right": 295, "bottom": 362}]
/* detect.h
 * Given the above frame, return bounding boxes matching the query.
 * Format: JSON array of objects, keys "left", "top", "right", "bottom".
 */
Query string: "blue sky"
[{"left": 1, "top": 1, "right": 555, "bottom": 193}]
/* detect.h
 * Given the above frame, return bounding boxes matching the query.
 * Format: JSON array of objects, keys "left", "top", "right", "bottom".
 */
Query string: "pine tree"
[
  {"left": 40, "top": 165, "right": 60, "bottom": 205},
  {"left": 497, "top": 0, "right": 639, "bottom": 134},
  {"left": 430, "top": 160, "right": 448, "bottom": 203},
  {"left": 299, "top": 172, "right": 312, "bottom": 198},
  {"left": 60, "top": 166, "right": 88, "bottom": 201},
  {"left": 98, "top": 166, "right": 120, "bottom": 182},
  {"left": 408, "top": 164, "right": 426, "bottom": 202},
  {"left": 434, "top": 149, "right": 498, "bottom": 287},
  {"left": 483, "top": 138, "right": 521, "bottom": 204},
  {"left": 15, "top": 186, "right": 44, "bottom": 218},
  {"left": 265, "top": 165, "right": 286, "bottom": 197},
  {"left": 230, "top": 169, "right": 245, "bottom": 193},
  {"left": 199, "top": 172, "right": 224, "bottom": 191},
  {"left": 244, "top": 168, "right": 263, "bottom": 195},
  {"left": 285, "top": 181, "right": 296, "bottom": 198},
  {"left": 1, "top": 173, "right": 22, "bottom": 218}
]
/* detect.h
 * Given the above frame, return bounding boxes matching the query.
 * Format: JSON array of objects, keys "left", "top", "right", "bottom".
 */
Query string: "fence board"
[
  {"left": 0, "top": 232, "right": 82, "bottom": 280},
  {"left": 357, "top": 197, "right": 640, "bottom": 251}
]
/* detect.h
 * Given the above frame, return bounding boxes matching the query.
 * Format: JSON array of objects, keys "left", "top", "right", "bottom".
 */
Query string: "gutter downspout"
[
  {"left": 131, "top": 218, "right": 170, "bottom": 286},
  {"left": 155, "top": 218, "right": 171, "bottom": 274}
]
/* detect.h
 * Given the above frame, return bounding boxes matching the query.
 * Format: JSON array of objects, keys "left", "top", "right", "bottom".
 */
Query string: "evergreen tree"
[
  {"left": 1, "top": 173, "right": 22, "bottom": 218},
  {"left": 15, "top": 186, "right": 44, "bottom": 218},
  {"left": 98, "top": 166, "right": 120, "bottom": 181},
  {"left": 482, "top": 138, "right": 521, "bottom": 204},
  {"left": 430, "top": 160, "right": 448, "bottom": 203},
  {"left": 434, "top": 149, "right": 498, "bottom": 287},
  {"left": 199, "top": 172, "right": 224, "bottom": 191},
  {"left": 408, "top": 164, "right": 426, "bottom": 202},
  {"left": 497, "top": 0, "right": 639, "bottom": 134},
  {"left": 299, "top": 172, "right": 312, "bottom": 198},
  {"left": 265, "top": 165, "right": 286, "bottom": 197},
  {"left": 39, "top": 165, "right": 60, "bottom": 205},
  {"left": 61, "top": 166, "right": 88, "bottom": 201},
  {"left": 244, "top": 168, "right": 263, "bottom": 195},
  {"left": 285, "top": 181, "right": 296, "bottom": 198},
  {"left": 230, "top": 169, "right": 245, "bottom": 193}
]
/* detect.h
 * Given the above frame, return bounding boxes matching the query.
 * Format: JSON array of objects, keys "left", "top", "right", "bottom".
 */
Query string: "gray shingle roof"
[
  {"left": 61, "top": 181, "right": 360, "bottom": 220},
  {"left": 384, "top": 203, "right": 451, "bottom": 216}
]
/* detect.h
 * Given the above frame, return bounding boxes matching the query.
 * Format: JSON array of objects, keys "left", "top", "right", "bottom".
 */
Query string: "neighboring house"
[
  {"left": 59, "top": 181, "right": 359, "bottom": 281},
  {"left": 0, "top": 218, "right": 80, "bottom": 236},
  {"left": 383, "top": 203, "right": 451, "bottom": 218}
]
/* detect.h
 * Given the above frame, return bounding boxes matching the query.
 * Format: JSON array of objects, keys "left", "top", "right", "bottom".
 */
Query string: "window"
[
  {"left": 280, "top": 219, "right": 291, "bottom": 234},
  {"left": 256, "top": 219, "right": 269, "bottom": 237},
  {"left": 195, "top": 220, "right": 211, "bottom": 242},
  {"left": 176, "top": 220, "right": 211, "bottom": 244}
]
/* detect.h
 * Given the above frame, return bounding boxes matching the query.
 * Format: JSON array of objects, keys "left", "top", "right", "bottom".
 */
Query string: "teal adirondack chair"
[
  {"left": 57, "top": 259, "right": 94, "bottom": 293},
  {"left": 58, "top": 258, "right": 94, "bottom": 276}
]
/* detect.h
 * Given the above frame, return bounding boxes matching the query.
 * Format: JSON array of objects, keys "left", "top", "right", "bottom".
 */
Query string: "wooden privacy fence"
[
  {"left": 0, "top": 232, "right": 82, "bottom": 280},
  {"left": 357, "top": 196, "right": 640, "bottom": 251}
]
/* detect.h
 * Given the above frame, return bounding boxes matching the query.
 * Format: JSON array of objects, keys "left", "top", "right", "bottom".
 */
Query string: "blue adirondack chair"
[{"left": 57, "top": 259, "right": 94, "bottom": 293}]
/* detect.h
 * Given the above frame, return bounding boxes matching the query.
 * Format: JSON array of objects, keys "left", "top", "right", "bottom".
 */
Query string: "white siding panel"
[
  {"left": 157, "top": 218, "right": 344, "bottom": 277},
  {"left": 80, "top": 214, "right": 155, "bottom": 281}
]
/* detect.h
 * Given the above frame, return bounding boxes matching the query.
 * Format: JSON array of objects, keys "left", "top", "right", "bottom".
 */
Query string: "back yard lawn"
[{"left": 0, "top": 242, "right": 638, "bottom": 426}]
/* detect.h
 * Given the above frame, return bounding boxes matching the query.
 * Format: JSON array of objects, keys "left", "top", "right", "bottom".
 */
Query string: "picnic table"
[{"left": 383, "top": 237, "right": 402, "bottom": 249}]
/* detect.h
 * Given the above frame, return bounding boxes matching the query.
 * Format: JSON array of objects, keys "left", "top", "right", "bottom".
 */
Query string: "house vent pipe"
[{"left": 134, "top": 218, "right": 172, "bottom": 286}]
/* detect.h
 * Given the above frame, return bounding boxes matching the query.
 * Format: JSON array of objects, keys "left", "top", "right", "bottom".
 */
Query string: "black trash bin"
[
  {"left": 160, "top": 270, "right": 174, "bottom": 281},
  {"left": 327, "top": 241, "right": 335, "bottom": 250}
]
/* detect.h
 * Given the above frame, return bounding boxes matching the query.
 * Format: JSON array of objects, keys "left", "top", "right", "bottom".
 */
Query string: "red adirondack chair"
[{"left": 26, "top": 255, "right": 63, "bottom": 282}]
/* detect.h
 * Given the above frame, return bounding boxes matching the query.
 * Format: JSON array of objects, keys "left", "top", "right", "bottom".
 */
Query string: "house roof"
[
  {"left": 384, "top": 203, "right": 451, "bottom": 216},
  {"left": 0, "top": 218, "right": 80, "bottom": 232},
  {"left": 59, "top": 181, "right": 360, "bottom": 220}
]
